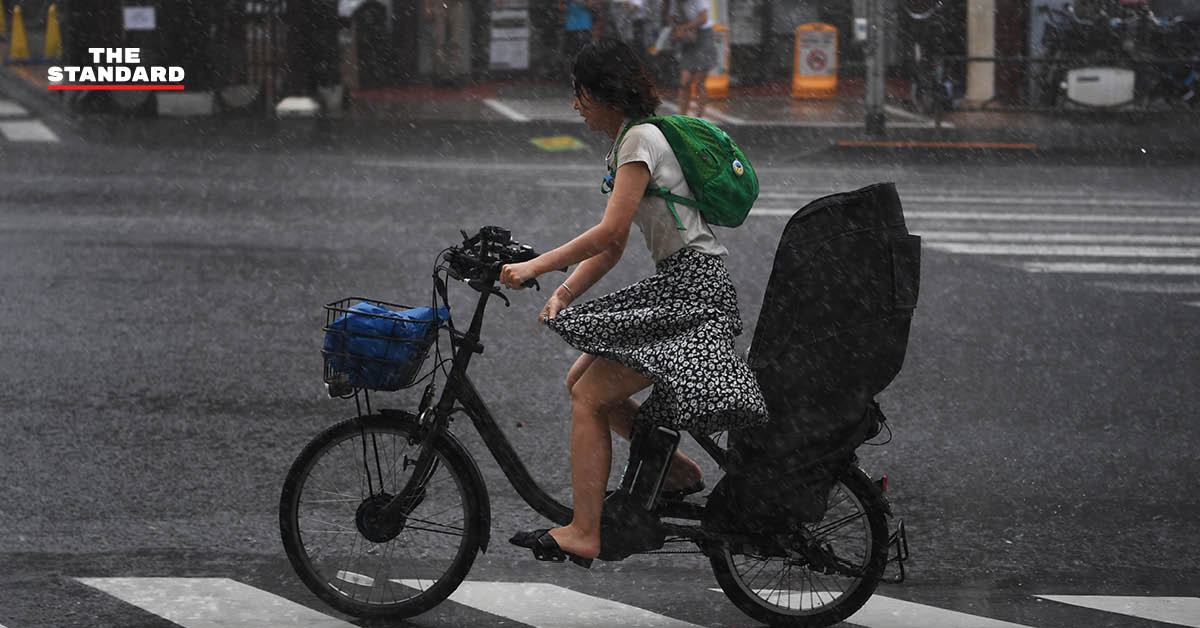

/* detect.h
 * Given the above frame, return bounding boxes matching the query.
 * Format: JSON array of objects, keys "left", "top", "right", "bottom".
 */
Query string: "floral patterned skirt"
[{"left": 546, "top": 247, "right": 769, "bottom": 433}]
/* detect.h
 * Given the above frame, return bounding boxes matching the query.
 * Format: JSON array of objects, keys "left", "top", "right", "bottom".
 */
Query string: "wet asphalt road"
[{"left": 0, "top": 114, "right": 1198, "bottom": 627}]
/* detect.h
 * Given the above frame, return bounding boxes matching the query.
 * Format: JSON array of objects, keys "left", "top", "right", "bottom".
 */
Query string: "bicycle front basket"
[{"left": 321, "top": 297, "right": 449, "bottom": 392}]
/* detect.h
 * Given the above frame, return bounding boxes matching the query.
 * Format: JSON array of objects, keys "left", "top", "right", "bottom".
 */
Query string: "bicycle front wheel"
[
  {"left": 279, "top": 413, "right": 486, "bottom": 619},
  {"left": 709, "top": 466, "right": 888, "bottom": 627}
]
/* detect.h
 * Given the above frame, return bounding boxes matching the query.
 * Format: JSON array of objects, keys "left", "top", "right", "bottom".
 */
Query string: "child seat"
[{"left": 705, "top": 182, "right": 921, "bottom": 532}]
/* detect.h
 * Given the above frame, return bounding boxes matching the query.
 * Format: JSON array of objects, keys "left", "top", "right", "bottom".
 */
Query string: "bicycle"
[{"left": 279, "top": 225, "right": 910, "bottom": 627}]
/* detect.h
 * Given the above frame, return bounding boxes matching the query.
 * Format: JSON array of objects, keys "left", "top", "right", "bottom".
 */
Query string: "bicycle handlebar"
[{"left": 444, "top": 226, "right": 565, "bottom": 292}]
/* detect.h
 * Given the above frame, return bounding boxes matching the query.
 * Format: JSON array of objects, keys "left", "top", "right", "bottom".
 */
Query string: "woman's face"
[{"left": 573, "top": 88, "right": 619, "bottom": 133}]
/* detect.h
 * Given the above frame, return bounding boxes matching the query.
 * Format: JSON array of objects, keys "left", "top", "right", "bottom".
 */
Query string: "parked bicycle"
[{"left": 280, "top": 192, "right": 916, "bottom": 627}]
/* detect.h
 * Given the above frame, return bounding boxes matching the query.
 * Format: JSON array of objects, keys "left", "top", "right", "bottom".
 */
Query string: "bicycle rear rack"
[{"left": 883, "top": 519, "right": 909, "bottom": 583}]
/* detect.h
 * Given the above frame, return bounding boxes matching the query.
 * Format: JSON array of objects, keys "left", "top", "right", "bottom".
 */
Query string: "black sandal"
[
  {"left": 659, "top": 479, "right": 705, "bottom": 501},
  {"left": 509, "top": 529, "right": 594, "bottom": 569}
]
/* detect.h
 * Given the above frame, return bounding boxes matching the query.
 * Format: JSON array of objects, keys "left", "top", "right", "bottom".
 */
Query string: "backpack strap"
[{"left": 608, "top": 116, "right": 688, "bottom": 231}]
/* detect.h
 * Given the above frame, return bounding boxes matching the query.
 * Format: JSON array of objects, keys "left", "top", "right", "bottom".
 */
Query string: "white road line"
[
  {"left": 0, "top": 99, "right": 30, "bottom": 117},
  {"left": 77, "top": 577, "right": 355, "bottom": 628},
  {"left": 359, "top": 158, "right": 595, "bottom": 172},
  {"left": 1090, "top": 281, "right": 1200, "bottom": 294},
  {"left": 758, "top": 192, "right": 1200, "bottom": 209},
  {"left": 926, "top": 243, "right": 1200, "bottom": 258},
  {"left": 1037, "top": 595, "right": 1200, "bottom": 627},
  {"left": 749, "top": 209, "right": 1200, "bottom": 224},
  {"left": 1024, "top": 262, "right": 1200, "bottom": 275},
  {"left": 706, "top": 589, "right": 1034, "bottom": 628},
  {"left": 0, "top": 120, "right": 60, "bottom": 142},
  {"left": 399, "top": 580, "right": 705, "bottom": 628},
  {"left": 482, "top": 98, "right": 531, "bottom": 122},
  {"left": 1188, "top": 301, "right": 1200, "bottom": 308},
  {"left": 917, "top": 231, "right": 1200, "bottom": 245}
]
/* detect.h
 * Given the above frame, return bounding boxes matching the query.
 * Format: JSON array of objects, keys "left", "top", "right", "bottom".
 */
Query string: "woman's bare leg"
[
  {"left": 567, "top": 354, "right": 703, "bottom": 491},
  {"left": 550, "top": 357, "right": 653, "bottom": 559}
]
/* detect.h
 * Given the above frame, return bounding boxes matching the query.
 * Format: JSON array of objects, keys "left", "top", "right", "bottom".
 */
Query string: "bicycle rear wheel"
[
  {"left": 709, "top": 466, "right": 888, "bottom": 627},
  {"left": 279, "top": 413, "right": 486, "bottom": 618}
]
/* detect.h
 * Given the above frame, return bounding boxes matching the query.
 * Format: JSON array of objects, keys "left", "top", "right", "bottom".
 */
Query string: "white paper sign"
[{"left": 123, "top": 7, "right": 156, "bottom": 31}]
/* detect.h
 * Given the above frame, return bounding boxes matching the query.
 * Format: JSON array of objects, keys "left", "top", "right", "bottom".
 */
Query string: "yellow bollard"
[
  {"left": 44, "top": 4, "right": 62, "bottom": 60},
  {"left": 7, "top": 5, "right": 30, "bottom": 62}
]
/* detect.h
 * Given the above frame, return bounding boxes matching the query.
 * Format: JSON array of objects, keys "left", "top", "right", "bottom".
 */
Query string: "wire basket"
[{"left": 321, "top": 297, "right": 443, "bottom": 394}]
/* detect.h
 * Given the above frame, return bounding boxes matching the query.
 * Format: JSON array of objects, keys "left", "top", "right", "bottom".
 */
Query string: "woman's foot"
[
  {"left": 510, "top": 526, "right": 599, "bottom": 566},
  {"left": 544, "top": 525, "right": 600, "bottom": 560}
]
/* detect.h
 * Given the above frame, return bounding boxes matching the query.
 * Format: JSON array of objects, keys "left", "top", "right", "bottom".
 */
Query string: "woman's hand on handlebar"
[{"left": 500, "top": 260, "right": 539, "bottom": 290}]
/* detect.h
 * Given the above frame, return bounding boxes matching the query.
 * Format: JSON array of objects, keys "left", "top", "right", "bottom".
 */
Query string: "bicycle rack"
[{"left": 883, "top": 519, "right": 909, "bottom": 584}]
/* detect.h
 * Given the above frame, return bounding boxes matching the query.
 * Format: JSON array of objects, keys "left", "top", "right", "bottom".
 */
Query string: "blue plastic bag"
[{"left": 323, "top": 302, "right": 450, "bottom": 389}]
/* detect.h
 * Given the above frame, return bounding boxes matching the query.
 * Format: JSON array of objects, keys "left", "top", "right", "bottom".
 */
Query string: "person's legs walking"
[
  {"left": 678, "top": 69, "right": 694, "bottom": 115},
  {"left": 692, "top": 69, "right": 709, "bottom": 117}
]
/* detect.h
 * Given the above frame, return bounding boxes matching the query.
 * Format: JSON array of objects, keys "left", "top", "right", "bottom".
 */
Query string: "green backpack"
[{"left": 607, "top": 115, "right": 759, "bottom": 229}]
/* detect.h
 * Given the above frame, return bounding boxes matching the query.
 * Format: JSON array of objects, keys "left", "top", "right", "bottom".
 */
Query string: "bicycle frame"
[{"left": 369, "top": 271, "right": 729, "bottom": 547}]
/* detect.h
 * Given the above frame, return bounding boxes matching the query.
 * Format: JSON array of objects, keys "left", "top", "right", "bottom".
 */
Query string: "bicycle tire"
[
  {"left": 709, "top": 466, "right": 889, "bottom": 627},
  {"left": 279, "top": 413, "right": 486, "bottom": 618}
]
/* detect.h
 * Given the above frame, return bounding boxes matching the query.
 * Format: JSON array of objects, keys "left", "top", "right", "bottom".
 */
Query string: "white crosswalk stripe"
[
  {"left": 1037, "top": 595, "right": 1200, "bottom": 627},
  {"left": 0, "top": 98, "right": 59, "bottom": 143},
  {"left": 77, "top": 577, "right": 355, "bottom": 628},
  {"left": 397, "top": 580, "right": 705, "bottom": 627},
  {"left": 708, "top": 589, "right": 1037, "bottom": 628},
  {"left": 0, "top": 99, "right": 29, "bottom": 117}
]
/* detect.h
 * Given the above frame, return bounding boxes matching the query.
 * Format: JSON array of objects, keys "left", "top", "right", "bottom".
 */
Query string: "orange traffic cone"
[
  {"left": 44, "top": 4, "right": 62, "bottom": 60},
  {"left": 6, "top": 5, "right": 30, "bottom": 63}
]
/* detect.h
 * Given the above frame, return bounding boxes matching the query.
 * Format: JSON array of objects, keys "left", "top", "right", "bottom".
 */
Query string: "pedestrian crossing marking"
[
  {"left": 1024, "top": 262, "right": 1200, "bottom": 276},
  {"left": 918, "top": 231, "right": 1200, "bottom": 245},
  {"left": 398, "top": 580, "right": 705, "bottom": 628},
  {"left": 0, "top": 120, "right": 59, "bottom": 143},
  {"left": 1037, "top": 595, "right": 1200, "bottom": 627},
  {"left": 0, "top": 99, "right": 29, "bottom": 117},
  {"left": 76, "top": 577, "right": 355, "bottom": 628},
  {"left": 927, "top": 243, "right": 1200, "bottom": 258},
  {"left": 751, "top": 209, "right": 1200, "bottom": 224},
  {"left": 758, "top": 193, "right": 1200, "bottom": 209},
  {"left": 706, "top": 589, "right": 1035, "bottom": 627}
]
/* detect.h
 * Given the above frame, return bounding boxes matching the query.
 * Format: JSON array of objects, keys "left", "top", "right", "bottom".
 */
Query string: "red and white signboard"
[
  {"left": 793, "top": 23, "right": 838, "bottom": 99},
  {"left": 795, "top": 25, "right": 837, "bottom": 77}
]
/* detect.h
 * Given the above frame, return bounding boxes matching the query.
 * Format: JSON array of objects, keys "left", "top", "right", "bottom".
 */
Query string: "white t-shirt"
[
  {"left": 608, "top": 120, "right": 728, "bottom": 263},
  {"left": 672, "top": 0, "right": 714, "bottom": 30}
]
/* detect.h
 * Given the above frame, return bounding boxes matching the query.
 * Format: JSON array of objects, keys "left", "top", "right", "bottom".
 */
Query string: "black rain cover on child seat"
[{"left": 705, "top": 182, "right": 921, "bottom": 532}]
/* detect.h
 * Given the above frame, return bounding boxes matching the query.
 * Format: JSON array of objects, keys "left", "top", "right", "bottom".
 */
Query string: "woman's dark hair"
[{"left": 572, "top": 39, "right": 661, "bottom": 119}]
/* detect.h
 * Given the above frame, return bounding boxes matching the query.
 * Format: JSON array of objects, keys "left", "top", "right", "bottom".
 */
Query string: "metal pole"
[{"left": 864, "top": 0, "right": 887, "bottom": 137}]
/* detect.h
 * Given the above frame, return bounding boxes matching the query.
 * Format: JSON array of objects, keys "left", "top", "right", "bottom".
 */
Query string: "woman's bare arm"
[{"left": 530, "top": 161, "right": 650, "bottom": 276}]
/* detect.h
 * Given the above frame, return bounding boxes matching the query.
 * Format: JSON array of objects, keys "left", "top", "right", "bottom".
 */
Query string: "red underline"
[{"left": 48, "top": 85, "right": 187, "bottom": 91}]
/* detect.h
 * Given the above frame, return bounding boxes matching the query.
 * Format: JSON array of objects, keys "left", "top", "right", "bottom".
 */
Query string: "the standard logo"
[{"left": 47, "top": 48, "right": 184, "bottom": 90}]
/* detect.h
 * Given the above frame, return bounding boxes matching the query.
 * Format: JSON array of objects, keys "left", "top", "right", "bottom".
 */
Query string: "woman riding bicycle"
[{"left": 499, "top": 39, "right": 768, "bottom": 567}]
